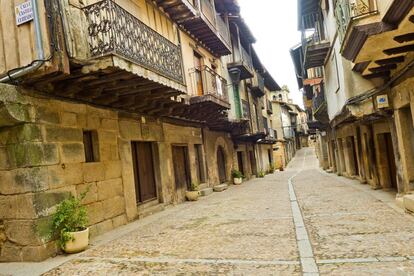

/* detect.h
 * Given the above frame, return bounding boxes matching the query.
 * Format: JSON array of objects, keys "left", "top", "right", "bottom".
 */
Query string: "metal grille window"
[{"left": 83, "top": 131, "right": 99, "bottom": 163}]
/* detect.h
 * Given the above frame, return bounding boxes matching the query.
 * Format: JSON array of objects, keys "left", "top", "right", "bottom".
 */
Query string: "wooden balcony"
[
  {"left": 30, "top": 0, "right": 187, "bottom": 117},
  {"left": 312, "top": 89, "right": 329, "bottom": 124},
  {"left": 302, "top": 13, "right": 331, "bottom": 69},
  {"left": 339, "top": 0, "right": 414, "bottom": 79},
  {"left": 156, "top": 0, "right": 231, "bottom": 56},
  {"left": 249, "top": 72, "right": 265, "bottom": 97},
  {"left": 227, "top": 46, "right": 255, "bottom": 80},
  {"left": 174, "top": 66, "right": 230, "bottom": 124}
]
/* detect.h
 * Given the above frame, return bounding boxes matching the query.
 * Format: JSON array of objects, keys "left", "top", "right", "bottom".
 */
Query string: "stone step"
[
  {"left": 213, "top": 184, "right": 228, "bottom": 192},
  {"left": 199, "top": 187, "right": 213, "bottom": 197},
  {"left": 403, "top": 195, "right": 414, "bottom": 213},
  {"left": 198, "top": 183, "right": 209, "bottom": 190},
  {"left": 137, "top": 202, "right": 165, "bottom": 219}
]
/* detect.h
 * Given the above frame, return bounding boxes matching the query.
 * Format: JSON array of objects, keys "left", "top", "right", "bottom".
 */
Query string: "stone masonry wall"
[{"left": 0, "top": 85, "right": 127, "bottom": 261}]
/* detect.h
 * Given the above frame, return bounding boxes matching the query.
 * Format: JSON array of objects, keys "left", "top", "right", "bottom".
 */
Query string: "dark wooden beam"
[
  {"left": 384, "top": 43, "right": 414, "bottom": 55},
  {"left": 394, "top": 32, "right": 414, "bottom": 43},
  {"left": 375, "top": 56, "right": 405, "bottom": 65}
]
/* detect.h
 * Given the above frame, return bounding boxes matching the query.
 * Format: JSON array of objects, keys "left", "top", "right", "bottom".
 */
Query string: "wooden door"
[
  {"left": 172, "top": 146, "right": 191, "bottom": 200},
  {"left": 217, "top": 146, "right": 227, "bottom": 183},
  {"left": 132, "top": 142, "right": 157, "bottom": 203},
  {"left": 249, "top": 151, "right": 257, "bottom": 175},
  {"left": 237, "top": 151, "right": 244, "bottom": 176},
  {"left": 194, "top": 52, "right": 204, "bottom": 96},
  {"left": 384, "top": 133, "right": 397, "bottom": 189}
]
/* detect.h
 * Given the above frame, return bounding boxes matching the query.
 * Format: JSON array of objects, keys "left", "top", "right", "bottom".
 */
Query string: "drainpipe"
[{"left": 0, "top": 0, "right": 45, "bottom": 83}]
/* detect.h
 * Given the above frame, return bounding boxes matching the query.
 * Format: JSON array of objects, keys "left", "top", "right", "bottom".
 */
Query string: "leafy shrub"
[
  {"left": 50, "top": 193, "right": 88, "bottom": 249},
  {"left": 190, "top": 182, "right": 199, "bottom": 191},
  {"left": 231, "top": 169, "right": 244, "bottom": 179},
  {"left": 258, "top": 170, "right": 265, "bottom": 178}
]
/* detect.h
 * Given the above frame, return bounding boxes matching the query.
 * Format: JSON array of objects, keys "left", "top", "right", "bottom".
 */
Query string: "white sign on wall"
[
  {"left": 15, "top": 1, "right": 34, "bottom": 26},
  {"left": 377, "top": 95, "right": 389, "bottom": 109}
]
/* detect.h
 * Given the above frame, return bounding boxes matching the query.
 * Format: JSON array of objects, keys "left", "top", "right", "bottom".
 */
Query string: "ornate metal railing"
[
  {"left": 335, "top": 0, "right": 377, "bottom": 42},
  {"left": 189, "top": 65, "right": 229, "bottom": 103},
  {"left": 83, "top": 0, "right": 184, "bottom": 83}
]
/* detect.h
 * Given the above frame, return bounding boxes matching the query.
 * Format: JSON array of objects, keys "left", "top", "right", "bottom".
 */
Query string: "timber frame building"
[
  {"left": 0, "top": 0, "right": 291, "bottom": 261},
  {"left": 292, "top": 0, "right": 414, "bottom": 211}
]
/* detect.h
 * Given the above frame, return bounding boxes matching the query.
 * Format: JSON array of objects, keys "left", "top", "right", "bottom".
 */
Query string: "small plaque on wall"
[
  {"left": 15, "top": 1, "right": 34, "bottom": 26},
  {"left": 377, "top": 95, "right": 389, "bottom": 109}
]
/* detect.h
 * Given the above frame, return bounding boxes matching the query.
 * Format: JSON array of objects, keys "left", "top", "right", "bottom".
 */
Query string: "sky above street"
[{"left": 238, "top": 0, "right": 303, "bottom": 107}]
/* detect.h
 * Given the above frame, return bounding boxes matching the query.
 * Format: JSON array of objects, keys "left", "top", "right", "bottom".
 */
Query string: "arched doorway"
[{"left": 217, "top": 146, "right": 227, "bottom": 183}]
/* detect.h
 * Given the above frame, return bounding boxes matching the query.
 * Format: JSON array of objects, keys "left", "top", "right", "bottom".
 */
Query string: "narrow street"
[{"left": 13, "top": 148, "right": 409, "bottom": 275}]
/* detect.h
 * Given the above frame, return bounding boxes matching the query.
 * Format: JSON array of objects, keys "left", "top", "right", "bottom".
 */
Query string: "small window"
[{"left": 83, "top": 130, "right": 99, "bottom": 162}]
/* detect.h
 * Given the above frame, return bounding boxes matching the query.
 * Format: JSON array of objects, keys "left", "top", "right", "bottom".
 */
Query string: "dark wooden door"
[
  {"left": 172, "top": 146, "right": 191, "bottom": 200},
  {"left": 237, "top": 151, "right": 244, "bottom": 175},
  {"left": 249, "top": 151, "right": 257, "bottom": 175},
  {"left": 217, "top": 146, "right": 226, "bottom": 183},
  {"left": 132, "top": 142, "right": 157, "bottom": 203},
  {"left": 384, "top": 133, "right": 397, "bottom": 189}
]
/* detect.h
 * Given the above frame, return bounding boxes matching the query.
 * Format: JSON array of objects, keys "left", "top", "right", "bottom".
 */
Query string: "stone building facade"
[
  {"left": 292, "top": 0, "right": 414, "bottom": 211},
  {"left": 0, "top": 0, "right": 287, "bottom": 261}
]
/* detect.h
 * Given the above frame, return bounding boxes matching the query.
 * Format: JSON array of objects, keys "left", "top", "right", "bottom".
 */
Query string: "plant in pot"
[
  {"left": 185, "top": 182, "right": 200, "bottom": 201},
  {"left": 50, "top": 193, "right": 89, "bottom": 254},
  {"left": 232, "top": 170, "right": 244, "bottom": 185}
]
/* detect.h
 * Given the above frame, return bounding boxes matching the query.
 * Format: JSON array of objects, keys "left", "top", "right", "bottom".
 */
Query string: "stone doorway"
[
  {"left": 172, "top": 146, "right": 191, "bottom": 202},
  {"left": 131, "top": 142, "right": 158, "bottom": 204},
  {"left": 217, "top": 146, "right": 227, "bottom": 183},
  {"left": 377, "top": 133, "right": 397, "bottom": 190}
]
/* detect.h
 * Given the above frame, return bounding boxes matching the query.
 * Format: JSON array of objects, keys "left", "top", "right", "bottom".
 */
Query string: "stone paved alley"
[{"left": 3, "top": 147, "right": 414, "bottom": 275}]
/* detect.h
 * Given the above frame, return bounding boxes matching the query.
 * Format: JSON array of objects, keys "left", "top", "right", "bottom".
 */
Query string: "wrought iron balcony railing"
[
  {"left": 189, "top": 65, "right": 229, "bottom": 104},
  {"left": 83, "top": 0, "right": 184, "bottom": 83},
  {"left": 335, "top": 0, "right": 377, "bottom": 42},
  {"left": 250, "top": 72, "right": 265, "bottom": 97}
]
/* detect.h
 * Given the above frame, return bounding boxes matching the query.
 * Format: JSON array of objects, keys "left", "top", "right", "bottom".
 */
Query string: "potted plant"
[
  {"left": 186, "top": 182, "right": 200, "bottom": 201},
  {"left": 232, "top": 170, "right": 243, "bottom": 185},
  {"left": 50, "top": 193, "right": 89, "bottom": 254}
]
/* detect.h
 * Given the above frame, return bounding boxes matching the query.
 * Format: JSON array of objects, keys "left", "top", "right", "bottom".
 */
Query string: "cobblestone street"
[{"left": 3, "top": 148, "right": 414, "bottom": 275}]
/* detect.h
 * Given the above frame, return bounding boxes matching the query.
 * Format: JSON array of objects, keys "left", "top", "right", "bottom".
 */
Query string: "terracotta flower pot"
[
  {"left": 63, "top": 228, "right": 89, "bottom": 254},
  {"left": 233, "top": 177, "right": 242, "bottom": 185},
  {"left": 185, "top": 191, "right": 199, "bottom": 201}
]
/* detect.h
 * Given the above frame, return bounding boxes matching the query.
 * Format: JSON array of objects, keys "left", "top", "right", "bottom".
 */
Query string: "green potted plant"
[
  {"left": 232, "top": 170, "right": 244, "bottom": 185},
  {"left": 50, "top": 193, "right": 89, "bottom": 254},
  {"left": 186, "top": 182, "right": 200, "bottom": 201}
]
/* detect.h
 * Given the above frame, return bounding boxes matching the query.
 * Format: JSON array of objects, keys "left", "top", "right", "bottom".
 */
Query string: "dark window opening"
[{"left": 83, "top": 130, "right": 99, "bottom": 163}]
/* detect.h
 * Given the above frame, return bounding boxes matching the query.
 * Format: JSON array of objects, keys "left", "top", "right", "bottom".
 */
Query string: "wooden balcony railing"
[
  {"left": 83, "top": 0, "right": 184, "bottom": 83},
  {"left": 241, "top": 46, "right": 254, "bottom": 73},
  {"left": 335, "top": 0, "right": 377, "bottom": 41},
  {"left": 190, "top": 65, "right": 229, "bottom": 105},
  {"left": 193, "top": 0, "right": 231, "bottom": 48},
  {"left": 312, "top": 88, "right": 326, "bottom": 113}
]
